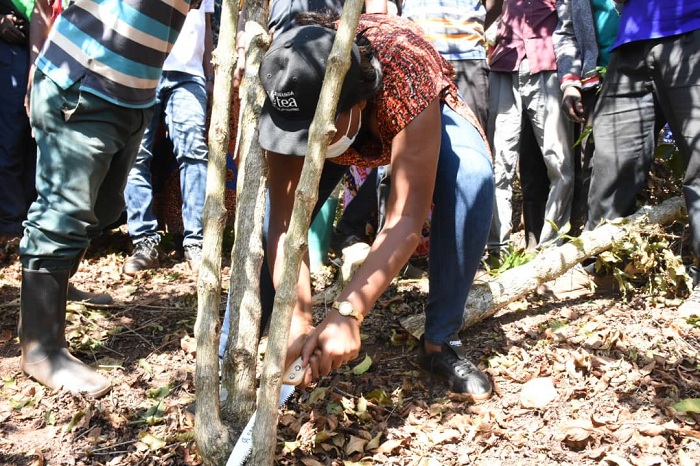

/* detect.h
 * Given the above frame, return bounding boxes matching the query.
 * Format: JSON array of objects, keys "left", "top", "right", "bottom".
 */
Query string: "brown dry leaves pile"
[
  {"left": 1, "top": 239, "right": 700, "bottom": 465},
  {"left": 269, "top": 288, "right": 700, "bottom": 466}
]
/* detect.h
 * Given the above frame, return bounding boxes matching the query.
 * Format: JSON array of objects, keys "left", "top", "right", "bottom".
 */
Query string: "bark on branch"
[
  {"left": 220, "top": 10, "right": 270, "bottom": 429},
  {"left": 194, "top": 0, "right": 239, "bottom": 463},
  {"left": 400, "top": 196, "right": 687, "bottom": 337},
  {"left": 251, "top": 2, "right": 365, "bottom": 465}
]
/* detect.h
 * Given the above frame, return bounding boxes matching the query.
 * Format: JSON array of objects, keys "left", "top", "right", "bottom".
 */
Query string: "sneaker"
[
  {"left": 678, "top": 286, "right": 700, "bottom": 318},
  {"left": 122, "top": 237, "right": 160, "bottom": 275},
  {"left": 184, "top": 244, "right": 203, "bottom": 274},
  {"left": 417, "top": 336, "right": 492, "bottom": 401}
]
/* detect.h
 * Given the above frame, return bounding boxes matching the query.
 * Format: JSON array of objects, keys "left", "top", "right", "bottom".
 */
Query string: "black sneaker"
[
  {"left": 417, "top": 336, "right": 492, "bottom": 401},
  {"left": 122, "top": 237, "right": 160, "bottom": 275},
  {"left": 184, "top": 244, "right": 203, "bottom": 274}
]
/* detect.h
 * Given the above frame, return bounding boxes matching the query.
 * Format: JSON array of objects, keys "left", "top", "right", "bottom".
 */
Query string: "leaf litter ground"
[{"left": 1, "top": 228, "right": 699, "bottom": 466}]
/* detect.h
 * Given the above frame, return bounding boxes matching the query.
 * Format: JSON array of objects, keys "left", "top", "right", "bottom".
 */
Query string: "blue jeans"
[
  {"left": 0, "top": 40, "right": 36, "bottom": 235},
  {"left": 424, "top": 104, "right": 493, "bottom": 343},
  {"left": 220, "top": 103, "right": 493, "bottom": 356},
  {"left": 124, "top": 71, "right": 209, "bottom": 247},
  {"left": 21, "top": 71, "right": 153, "bottom": 270}
]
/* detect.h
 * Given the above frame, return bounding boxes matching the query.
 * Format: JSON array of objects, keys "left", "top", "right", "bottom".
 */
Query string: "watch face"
[{"left": 338, "top": 301, "right": 354, "bottom": 315}]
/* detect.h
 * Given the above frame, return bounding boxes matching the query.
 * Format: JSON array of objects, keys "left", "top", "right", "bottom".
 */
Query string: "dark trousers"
[{"left": 587, "top": 30, "right": 700, "bottom": 262}]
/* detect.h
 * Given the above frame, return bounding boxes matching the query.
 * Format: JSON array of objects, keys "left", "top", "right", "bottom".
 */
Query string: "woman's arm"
[
  {"left": 266, "top": 151, "right": 320, "bottom": 375},
  {"left": 304, "top": 98, "right": 442, "bottom": 377}
]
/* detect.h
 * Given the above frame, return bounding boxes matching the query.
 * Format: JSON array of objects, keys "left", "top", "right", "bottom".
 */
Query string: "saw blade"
[{"left": 225, "top": 358, "right": 304, "bottom": 466}]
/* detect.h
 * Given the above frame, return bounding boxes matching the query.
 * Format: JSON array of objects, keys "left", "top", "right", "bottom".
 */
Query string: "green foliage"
[
  {"left": 574, "top": 125, "right": 593, "bottom": 148},
  {"left": 594, "top": 223, "right": 692, "bottom": 301},
  {"left": 486, "top": 244, "right": 536, "bottom": 275},
  {"left": 671, "top": 398, "right": 700, "bottom": 414},
  {"left": 351, "top": 354, "right": 372, "bottom": 375}
]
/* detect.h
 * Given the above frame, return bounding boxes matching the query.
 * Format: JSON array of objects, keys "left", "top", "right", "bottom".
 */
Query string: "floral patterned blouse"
[{"left": 333, "top": 14, "right": 487, "bottom": 168}]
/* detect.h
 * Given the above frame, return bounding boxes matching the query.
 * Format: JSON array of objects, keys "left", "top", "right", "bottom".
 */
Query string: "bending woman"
[{"left": 258, "top": 12, "right": 494, "bottom": 400}]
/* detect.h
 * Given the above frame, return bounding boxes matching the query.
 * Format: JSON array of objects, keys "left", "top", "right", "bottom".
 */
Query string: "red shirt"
[
  {"left": 333, "top": 14, "right": 486, "bottom": 168},
  {"left": 489, "top": 0, "right": 558, "bottom": 74}
]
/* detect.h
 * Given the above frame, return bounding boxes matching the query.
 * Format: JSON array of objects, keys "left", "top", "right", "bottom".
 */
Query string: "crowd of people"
[{"left": 1, "top": 0, "right": 698, "bottom": 404}]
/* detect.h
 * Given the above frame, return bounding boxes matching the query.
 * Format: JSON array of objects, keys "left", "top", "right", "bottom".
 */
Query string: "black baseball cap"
[{"left": 259, "top": 25, "right": 362, "bottom": 156}]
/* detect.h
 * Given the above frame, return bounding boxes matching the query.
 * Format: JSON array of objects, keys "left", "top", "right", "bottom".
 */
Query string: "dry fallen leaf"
[
  {"left": 603, "top": 454, "right": 634, "bottom": 466},
  {"left": 344, "top": 435, "right": 368, "bottom": 455},
  {"left": 375, "top": 438, "right": 403, "bottom": 454},
  {"left": 428, "top": 428, "right": 461, "bottom": 446},
  {"left": 559, "top": 419, "right": 598, "bottom": 450},
  {"left": 520, "top": 377, "right": 558, "bottom": 409},
  {"left": 180, "top": 335, "right": 197, "bottom": 354}
]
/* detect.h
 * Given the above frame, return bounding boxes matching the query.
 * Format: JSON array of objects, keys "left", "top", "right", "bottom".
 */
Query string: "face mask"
[{"left": 326, "top": 107, "right": 361, "bottom": 158}]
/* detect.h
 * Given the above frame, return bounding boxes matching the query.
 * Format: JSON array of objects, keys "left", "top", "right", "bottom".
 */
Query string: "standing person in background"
[
  {"left": 487, "top": 0, "right": 575, "bottom": 258},
  {"left": 402, "top": 0, "right": 502, "bottom": 129},
  {"left": 122, "top": 0, "right": 214, "bottom": 276},
  {"left": 0, "top": 0, "right": 107, "bottom": 304},
  {"left": 581, "top": 0, "right": 700, "bottom": 313},
  {"left": 553, "top": 0, "right": 620, "bottom": 232},
  {"left": 19, "top": 0, "right": 190, "bottom": 397},
  {"left": 0, "top": 0, "right": 35, "bottom": 253}
]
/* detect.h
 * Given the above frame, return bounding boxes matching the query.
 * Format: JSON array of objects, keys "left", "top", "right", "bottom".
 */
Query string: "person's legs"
[
  {"left": 165, "top": 72, "right": 209, "bottom": 249},
  {"left": 419, "top": 103, "right": 494, "bottom": 398},
  {"left": 586, "top": 43, "right": 658, "bottom": 232},
  {"left": 450, "top": 58, "right": 490, "bottom": 130},
  {"left": 570, "top": 88, "right": 598, "bottom": 234},
  {"left": 518, "top": 115, "right": 549, "bottom": 249},
  {"left": 332, "top": 167, "right": 377, "bottom": 251},
  {"left": 487, "top": 71, "right": 523, "bottom": 255},
  {"left": 0, "top": 41, "right": 34, "bottom": 236},
  {"left": 521, "top": 66, "right": 575, "bottom": 246},
  {"left": 122, "top": 78, "right": 167, "bottom": 274},
  {"left": 651, "top": 30, "right": 700, "bottom": 264},
  {"left": 124, "top": 79, "right": 166, "bottom": 245},
  {"left": 20, "top": 71, "right": 150, "bottom": 396},
  {"left": 424, "top": 104, "right": 494, "bottom": 343},
  {"left": 219, "top": 160, "right": 348, "bottom": 359}
]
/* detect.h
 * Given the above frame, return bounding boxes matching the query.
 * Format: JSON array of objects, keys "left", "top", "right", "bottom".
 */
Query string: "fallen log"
[{"left": 400, "top": 196, "right": 687, "bottom": 338}]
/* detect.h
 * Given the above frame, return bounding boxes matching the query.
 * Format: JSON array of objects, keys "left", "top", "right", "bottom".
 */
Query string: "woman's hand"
[{"left": 300, "top": 312, "right": 362, "bottom": 381}]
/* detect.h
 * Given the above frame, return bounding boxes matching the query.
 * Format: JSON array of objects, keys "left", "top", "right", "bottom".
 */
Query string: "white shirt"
[{"left": 163, "top": 0, "right": 214, "bottom": 77}]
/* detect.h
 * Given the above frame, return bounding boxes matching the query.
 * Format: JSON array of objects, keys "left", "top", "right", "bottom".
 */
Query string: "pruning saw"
[{"left": 225, "top": 357, "right": 305, "bottom": 466}]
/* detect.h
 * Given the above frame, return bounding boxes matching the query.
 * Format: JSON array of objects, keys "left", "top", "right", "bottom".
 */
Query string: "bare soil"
[{"left": 1, "top": 227, "right": 699, "bottom": 466}]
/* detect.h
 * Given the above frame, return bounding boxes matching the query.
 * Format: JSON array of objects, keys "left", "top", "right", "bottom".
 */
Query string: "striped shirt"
[
  {"left": 402, "top": 0, "right": 487, "bottom": 61},
  {"left": 35, "top": 0, "right": 190, "bottom": 108}
]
